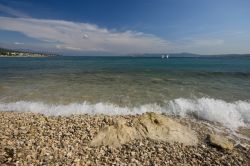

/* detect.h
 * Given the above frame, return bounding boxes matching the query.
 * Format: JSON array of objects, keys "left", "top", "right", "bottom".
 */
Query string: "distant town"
[{"left": 0, "top": 48, "right": 59, "bottom": 57}]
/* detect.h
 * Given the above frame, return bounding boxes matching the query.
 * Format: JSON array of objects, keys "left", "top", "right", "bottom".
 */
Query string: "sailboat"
[{"left": 162, "top": 54, "right": 169, "bottom": 59}]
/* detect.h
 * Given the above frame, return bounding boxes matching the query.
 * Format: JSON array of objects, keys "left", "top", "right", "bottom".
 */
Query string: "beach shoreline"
[{"left": 1, "top": 111, "right": 249, "bottom": 165}]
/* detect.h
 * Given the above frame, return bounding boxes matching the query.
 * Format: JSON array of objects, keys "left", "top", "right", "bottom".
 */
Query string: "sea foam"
[{"left": 0, "top": 97, "right": 249, "bottom": 129}]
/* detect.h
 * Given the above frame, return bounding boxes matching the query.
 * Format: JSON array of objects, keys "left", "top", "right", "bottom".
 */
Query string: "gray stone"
[{"left": 207, "top": 134, "right": 234, "bottom": 150}]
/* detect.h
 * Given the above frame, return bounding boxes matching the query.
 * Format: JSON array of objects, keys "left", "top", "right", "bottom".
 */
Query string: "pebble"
[{"left": 0, "top": 112, "right": 249, "bottom": 165}]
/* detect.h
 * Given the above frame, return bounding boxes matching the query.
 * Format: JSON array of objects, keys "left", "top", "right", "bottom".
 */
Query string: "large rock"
[
  {"left": 90, "top": 118, "right": 139, "bottom": 147},
  {"left": 136, "top": 112, "right": 198, "bottom": 145},
  {"left": 90, "top": 113, "right": 198, "bottom": 147},
  {"left": 207, "top": 134, "right": 234, "bottom": 150}
]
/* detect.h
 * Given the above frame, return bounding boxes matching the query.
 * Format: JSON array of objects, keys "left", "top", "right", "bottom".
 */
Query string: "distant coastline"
[
  {"left": 130, "top": 52, "right": 250, "bottom": 58},
  {"left": 0, "top": 48, "right": 59, "bottom": 57}
]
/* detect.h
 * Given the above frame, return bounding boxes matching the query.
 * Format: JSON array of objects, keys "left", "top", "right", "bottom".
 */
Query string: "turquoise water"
[
  {"left": 0, "top": 56, "right": 250, "bottom": 129},
  {"left": 0, "top": 56, "right": 250, "bottom": 105}
]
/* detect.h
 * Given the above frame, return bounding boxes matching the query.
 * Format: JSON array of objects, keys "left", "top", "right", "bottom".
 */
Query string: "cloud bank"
[
  {"left": 1, "top": 3, "right": 250, "bottom": 55},
  {"left": 0, "top": 15, "right": 248, "bottom": 55},
  {"left": 0, "top": 16, "right": 170, "bottom": 54}
]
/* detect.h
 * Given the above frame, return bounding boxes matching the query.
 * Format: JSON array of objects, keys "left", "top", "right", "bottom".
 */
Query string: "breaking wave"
[{"left": 0, "top": 97, "right": 249, "bottom": 129}]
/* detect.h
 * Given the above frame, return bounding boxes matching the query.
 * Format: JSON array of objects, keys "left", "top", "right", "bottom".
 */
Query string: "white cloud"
[
  {"left": 1, "top": 15, "right": 249, "bottom": 55},
  {"left": 0, "top": 16, "right": 170, "bottom": 54},
  {"left": 0, "top": 4, "right": 30, "bottom": 18},
  {"left": 14, "top": 42, "right": 24, "bottom": 45}
]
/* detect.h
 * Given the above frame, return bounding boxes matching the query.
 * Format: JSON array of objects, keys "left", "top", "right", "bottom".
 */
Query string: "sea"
[{"left": 0, "top": 56, "right": 250, "bottom": 130}]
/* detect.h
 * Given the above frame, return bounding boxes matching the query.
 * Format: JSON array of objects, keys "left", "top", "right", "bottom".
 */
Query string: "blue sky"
[{"left": 0, "top": 0, "right": 250, "bottom": 55}]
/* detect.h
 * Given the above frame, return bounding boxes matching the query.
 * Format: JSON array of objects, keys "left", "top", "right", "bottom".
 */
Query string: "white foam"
[
  {"left": 0, "top": 101, "right": 162, "bottom": 116},
  {"left": 0, "top": 97, "right": 249, "bottom": 129},
  {"left": 167, "top": 98, "right": 250, "bottom": 129}
]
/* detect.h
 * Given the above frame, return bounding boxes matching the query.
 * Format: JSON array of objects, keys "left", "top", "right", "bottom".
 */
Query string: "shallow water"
[{"left": 0, "top": 56, "right": 250, "bottom": 129}]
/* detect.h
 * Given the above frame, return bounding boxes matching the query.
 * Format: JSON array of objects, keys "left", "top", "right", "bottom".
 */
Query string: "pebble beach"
[
  {"left": 1, "top": 0, "right": 250, "bottom": 165},
  {"left": 1, "top": 112, "right": 249, "bottom": 165}
]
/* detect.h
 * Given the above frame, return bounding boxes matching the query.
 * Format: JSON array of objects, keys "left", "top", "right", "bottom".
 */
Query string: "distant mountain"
[{"left": 129, "top": 52, "right": 250, "bottom": 58}]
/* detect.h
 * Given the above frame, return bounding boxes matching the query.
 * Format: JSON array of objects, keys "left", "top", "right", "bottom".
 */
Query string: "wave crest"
[
  {"left": 168, "top": 98, "right": 250, "bottom": 129},
  {"left": 0, "top": 98, "right": 249, "bottom": 129}
]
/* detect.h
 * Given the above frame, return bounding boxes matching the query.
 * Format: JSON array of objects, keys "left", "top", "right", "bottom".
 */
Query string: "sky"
[{"left": 0, "top": 0, "right": 250, "bottom": 55}]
